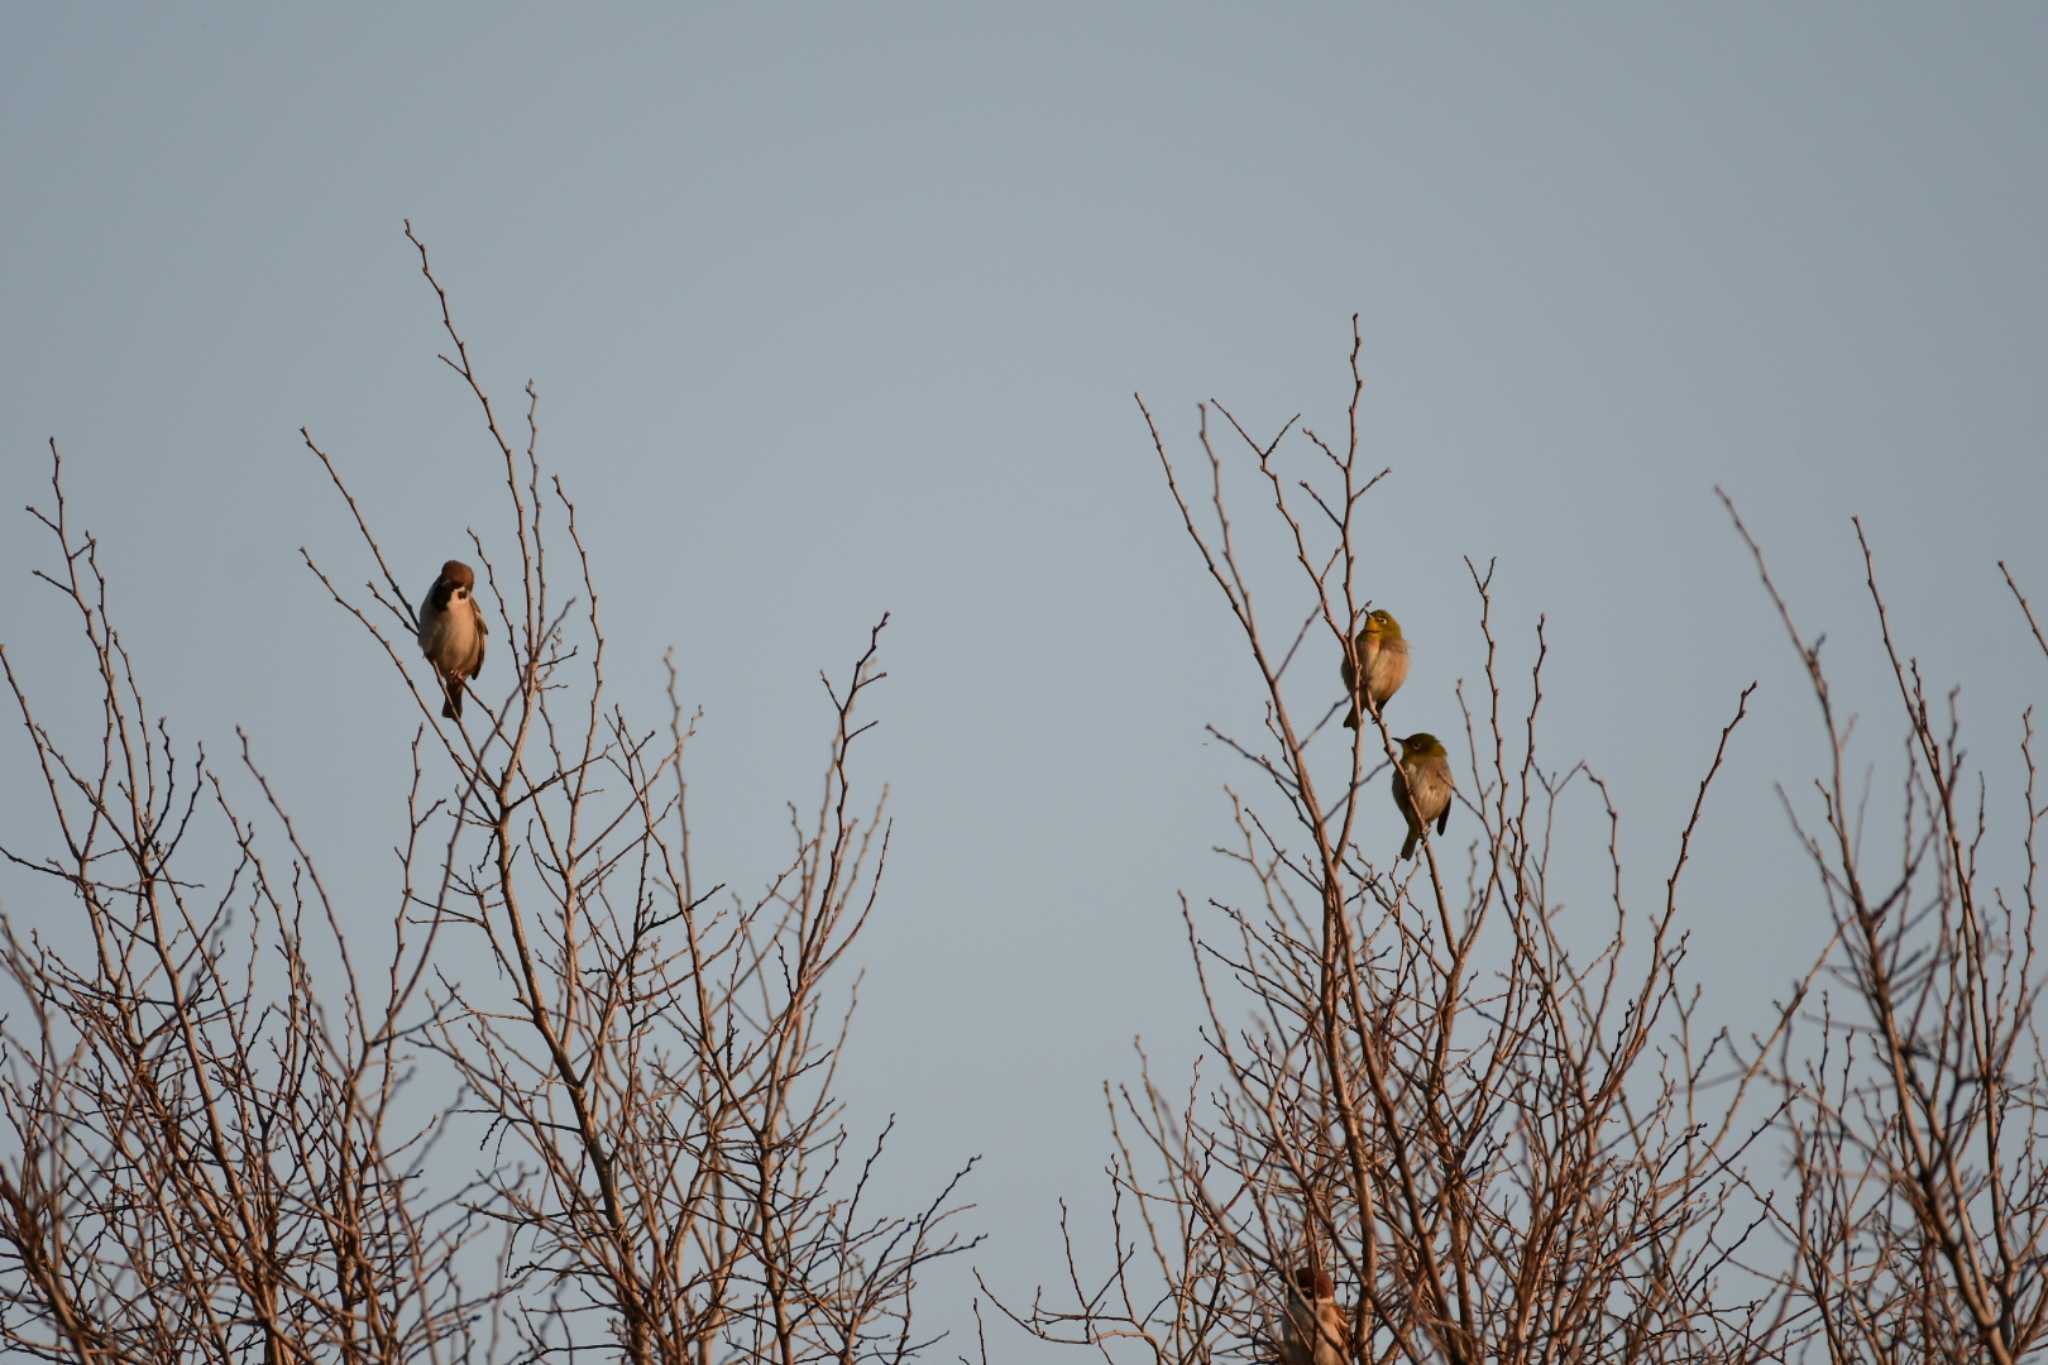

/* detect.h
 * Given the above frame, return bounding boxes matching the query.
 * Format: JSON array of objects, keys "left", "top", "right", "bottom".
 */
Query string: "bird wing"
[{"left": 469, "top": 599, "right": 488, "bottom": 677}]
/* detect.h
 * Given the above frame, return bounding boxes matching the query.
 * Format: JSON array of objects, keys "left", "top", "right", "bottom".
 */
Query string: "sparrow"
[
  {"left": 1274, "top": 1265, "right": 1350, "bottom": 1365},
  {"left": 1391, "top": 732, "right": 1453, "bottom": 861},
  {"left": 1341, "top": 609, "right": 1409, "bottom": 729},
  {"left": 417, "top": 559, "right": 487, "bottom": 720}
]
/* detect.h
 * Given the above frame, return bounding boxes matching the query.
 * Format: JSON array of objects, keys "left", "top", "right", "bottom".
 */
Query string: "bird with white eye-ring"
[
  {"left": 1390, "top": 732, "right": 1453, "bottom": 861},
  {"left": 1340, "top": 607, "right": 1409, "bottom": 729}
]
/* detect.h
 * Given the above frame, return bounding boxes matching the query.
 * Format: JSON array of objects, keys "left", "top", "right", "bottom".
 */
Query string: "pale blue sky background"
[{"left": 4, "top": 3, "right": 2046, "bottom": 1357}]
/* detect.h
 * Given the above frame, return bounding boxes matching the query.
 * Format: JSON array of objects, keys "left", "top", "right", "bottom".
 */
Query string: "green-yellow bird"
[
  {"left": 1341, "top": 609, "right": 1410, "bottom": 729},
  {"left": 1391, "top": 732, "right": 1453, "bottom": 860}
]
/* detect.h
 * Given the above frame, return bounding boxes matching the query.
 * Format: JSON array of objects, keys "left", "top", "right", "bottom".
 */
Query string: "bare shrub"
[
  {"left": 0, "top": 227, "right": 975, "bottom": 1364},
  {"left": 987, "top": 322, "right": 2048, "bottom": 1364},
  {"left": 1733, "top": 507, "right": 2048, "bottom": 1364}
]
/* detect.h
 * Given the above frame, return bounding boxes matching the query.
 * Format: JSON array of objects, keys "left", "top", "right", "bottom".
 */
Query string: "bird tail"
[
  {"left": 1343, "top": 704, "right": 1360, "bottom": 730},
  {"left": 442, "top": 680, "right": 464, "bottom": 720},
  {"left": 1401, "top": 826, "right": 1419, "bottom": 861}
]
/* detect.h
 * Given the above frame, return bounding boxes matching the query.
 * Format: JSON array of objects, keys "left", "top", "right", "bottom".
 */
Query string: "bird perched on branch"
[
  {"left": 417, "top": 559, "right": 487, "bottom": 720},
  {"left": 1392, "top": 732, "right": 1453, "bottom": 861},
  {"left": 1274, "top": 1265, "right": 1350, "bottom": 1365},
  {"left": 1341, "top": 609, "right": 1409, "bottom": 729}
]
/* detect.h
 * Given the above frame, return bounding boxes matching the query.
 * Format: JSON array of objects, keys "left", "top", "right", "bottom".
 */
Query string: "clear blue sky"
[{"left": 4, "top": 3, "right": 2045, "bottom": 1356}]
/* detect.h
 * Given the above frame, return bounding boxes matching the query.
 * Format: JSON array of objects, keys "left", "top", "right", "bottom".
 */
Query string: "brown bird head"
[
  {"left": 1289, "top": 1265, "right": 1334, "bottom": 1298},
  {"left": 431, "top": 560, "right": 477, "bottom": 607}
]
